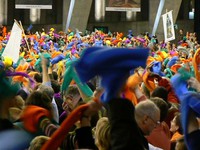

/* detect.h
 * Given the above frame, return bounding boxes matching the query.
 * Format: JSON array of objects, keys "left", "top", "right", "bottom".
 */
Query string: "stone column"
[
  {"left": 95, "top": 0, "right": 105, "bottom": 22},
  {"left": 63, "top": 0, "right": 92, "bottom": 32},
  {"left": 194, "top": 0, "right": 200, "bottom": 42},
  {"left": 0, "top": 0, "right": 8, "bottom": 25}
]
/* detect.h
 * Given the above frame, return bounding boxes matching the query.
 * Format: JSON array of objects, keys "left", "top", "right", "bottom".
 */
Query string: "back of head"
[
  {"left": 135, "top": 100, "right": 160, "bottom": 120},
  {"left": 141, "top": 83, "right": 150, "bottom": 98},
  {"left": 38, "top": 85, "right": 54, "bottom": 100},
  {"left": 150, "top": 97, "right": 169, "bottom": 122},
  {"left": 34, "top": 73, "right": 42, "bottom": 83},
  {"left": 135, "top": 100, "right": 160, "bottom": 135},
  {"left": 28, "top": 136, "right": 50, "bottom": 150},
  {"left": 151, "top": 86, "right": 169, "bottom": 105},
  {"left": 26, "top": 91, "right": 52, "bottom": 111},
  {"left": 52, "top": 71, "right": 58, "bottom": 81},
  {"left": 95, "top": 117, "right": 111, "bottom": 150},
  {"left": 51, "top": 80, "right": 61, "bottom": 94}
]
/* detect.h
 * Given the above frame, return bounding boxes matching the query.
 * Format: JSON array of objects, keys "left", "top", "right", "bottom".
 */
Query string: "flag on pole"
[
  {"left": 162, "top": 10, "right": 175, "bottom": 43},
  {"left": 2, "top": 22, "right": 22, "bottom": 63}
]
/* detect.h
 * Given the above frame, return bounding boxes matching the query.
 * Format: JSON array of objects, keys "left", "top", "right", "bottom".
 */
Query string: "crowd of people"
[{"left": 0, "top": 24, "right": 200, "bottom": 150}]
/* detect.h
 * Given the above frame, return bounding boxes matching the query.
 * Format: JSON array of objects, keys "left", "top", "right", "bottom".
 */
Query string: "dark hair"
[
  {"left": 151, "top": 86, "right": 170, "bottom": 107},
  {"left": 17, "top": 89, "right": 28, "bottom": 101},
  {"left": 150, "top": 97, "right": 169, "bottom": 122},
  {"left": 0, "top": 119, "right": 14, "bottom": 131},
  {"left": 51, "top": 80, "right": 61, "bottom": 93},
  {"left": 26, "top": 91, "right": 52, "bottom": 112},
  {"left": 52, "top": 71, "right": 58, "bottom": 81},
  {"left": 174, "top": 113, "right": 183, "bottom": 134},
  {"left": 34, "top": 73, "right": 42, "bottom": 83}
]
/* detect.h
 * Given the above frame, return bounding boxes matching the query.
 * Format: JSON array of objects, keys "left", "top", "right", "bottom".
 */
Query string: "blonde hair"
[
  {"left": 95, "top": 117, "right": 111, "bottom": 150},
  {"left": 28, "top": 136, "right": 50, "bottom": 150}
]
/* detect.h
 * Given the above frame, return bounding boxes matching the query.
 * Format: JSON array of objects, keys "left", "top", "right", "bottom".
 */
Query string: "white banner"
[
  {"left": 15, "top": 0, "right": 52, "bottom": 9},
  {"left": 162, "top": 10, "right": 175, "bottom": 42},
  {"left": 106, "top": 0, "right": 141, "bottom": 12},
  {"left": 2, "top": 22, "right": 22, "bottom": 63}
]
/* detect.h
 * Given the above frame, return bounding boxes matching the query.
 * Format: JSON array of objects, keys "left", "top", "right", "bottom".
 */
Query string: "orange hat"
[
  {"left": 13, "top": 63, "right": 30, "bottom": 86},
  {"left": 170, "top": 64, "right": 182, "bottom": 74},
  {"left": 156, "top": 51, "right": 168, "bottom": 60},
  {"left": 193, "top": 48, "right": 200, "bottom": 82},
  {"left": 142, "top": 70, "right": 156, "bottom": 92},
  {"left": 123, "top": 85, "right": 138, "bottom": 105},
  {"left": 146, "top": 56, "right": 155, "bottom": 66},
  {"left": 124, "top": 68, "right": 144, "bottom": 105}
]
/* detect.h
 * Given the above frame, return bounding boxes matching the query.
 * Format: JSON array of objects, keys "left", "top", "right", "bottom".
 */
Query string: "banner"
[
  {"left": 2, "top": 22, "right": 22, "bottom": 63},
  {"left": 106, "top": 0, "right": 141, "bottom": 12},
  {"left": 15, "top": 0, "right": 52, "bottom": 9},
  {"left": 162, "top": 10, "right": 175, "bottom": 42}
]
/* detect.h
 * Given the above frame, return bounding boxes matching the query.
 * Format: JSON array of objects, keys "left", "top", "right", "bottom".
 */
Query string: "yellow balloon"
[{"left": 3, "top": 56, "right": 13, "bottom": 67}]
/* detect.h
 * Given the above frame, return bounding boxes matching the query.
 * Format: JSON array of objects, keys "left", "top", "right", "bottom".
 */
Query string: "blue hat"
[
  {"left": 54, "top": 43, "right": 59, "bottom": 51},
  {"left": 167, "top": 56, "right": 178, "bottom": 68},
  {"left": 74, "top": 47, "right": 149, "bottom": 102},
  {"left": 178, "top": 92, "right": 200, "bottom": 149}
]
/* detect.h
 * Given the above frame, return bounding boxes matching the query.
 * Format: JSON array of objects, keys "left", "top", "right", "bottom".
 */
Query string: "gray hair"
[{"left": 135, "top": 100, "right": 160, "bottom": 120}]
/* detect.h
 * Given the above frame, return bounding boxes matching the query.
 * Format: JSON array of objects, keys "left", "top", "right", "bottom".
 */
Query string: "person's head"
[
  {"left": 52, "top": 71, "right": 58, "bottom": 81},
  {"left": 150, "top": 97, "right": 169, "bottom": 122},
  {"left": 25, "top": 91, "right": 52, "bottom": 112},
  {"left": 94, "top": 117, "right": 111, "bottom": 150},
  {"left": 175, "top": 137, "right": 187, "bottom": 150},
  {"left": 170, "top": 113, "right": 183, "bottom": 134},
  {"left": 51, "top": 80, "right": 61, "bottom": 94},
  {"left": 28, "top": 135, "right": 60, "bottom": 150},
  {"left": 37, "top": 85, "right": 54, "bottom": 100},
  {"left": 135, "top": 100, "right": 160, "bottom": 135},
  {"left": 34, "top": 73, "right": 42, "bottom": 83},
  {"left": 17, "top": 89, "right": 28, "bottom": 101},
  {"left": 179, "top": 29, "right": 184, "bottom": 35},
  {"left": 8, "top": 95, "right": 25, "bottom": 122},
  {"left": 151, "top": 86, "right": 170, "bottom": 108},
  {"left": 62, "top": 85, "right": 81, "bottom": 109},
  {"left": 141, "top": 83, "right": 150, "bottom": 98}
]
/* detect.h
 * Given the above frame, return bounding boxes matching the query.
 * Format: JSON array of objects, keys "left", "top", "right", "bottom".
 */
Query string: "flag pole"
[
  {"left": 65, "top": 0, "right": 76, "bottom": 33},
  {"left": 152, "top": 0, "right": 165, "bottom": 36},
  {"left": 14, "top": 19, "right": 30, "bottom": 52}
]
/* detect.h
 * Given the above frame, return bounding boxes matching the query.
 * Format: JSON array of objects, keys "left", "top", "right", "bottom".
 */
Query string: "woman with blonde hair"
[{"left": 95, "top": 117, "right": 111, "bottom": 150}]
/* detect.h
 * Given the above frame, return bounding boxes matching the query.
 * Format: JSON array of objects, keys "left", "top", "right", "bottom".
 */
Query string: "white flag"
[
  {"left": 162, "top": 10, "right": 175, "bottom": 43},
  {"left": 2, "top": 22, "right": 22, "bottom": 63}
]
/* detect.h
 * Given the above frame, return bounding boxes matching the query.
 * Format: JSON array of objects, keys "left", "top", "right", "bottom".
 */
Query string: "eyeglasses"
[{"left": 148, "top": 115, "right": 160, "bottom": 127}]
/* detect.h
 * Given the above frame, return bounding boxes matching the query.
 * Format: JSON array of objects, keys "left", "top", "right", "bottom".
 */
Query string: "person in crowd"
[
  {"left": 175, "top": 137, "right": 187, "bottom": 150},
  {"left": 147, "top": 97, "right": 171, "bottom": 150},
  {"left": 170, "top": 113, "right": 183, "bottom": 149},
  {"left": 94, "top": 117, "right": 111, "bottom": 150},
  {"left": 1, "top": 23, "right": 200, "bottom": 150}
]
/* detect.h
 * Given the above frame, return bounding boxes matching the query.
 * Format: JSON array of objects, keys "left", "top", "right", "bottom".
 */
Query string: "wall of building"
[{"left": 2, "top": 0, "right": 195, "bottom": 43}]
